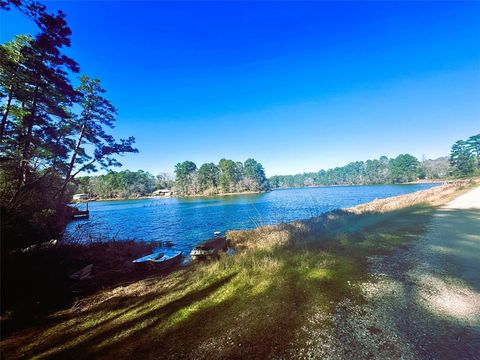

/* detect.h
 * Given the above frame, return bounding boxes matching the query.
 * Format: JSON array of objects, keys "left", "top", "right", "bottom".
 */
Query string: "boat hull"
[
  {"left": 151, "top": 252, "right": 182, "bottom": 269},
  {"left": 190, "top": 237, "right": 228, "bottom": 261},
  {"left": 133, "top": 250, "right": 182, "bottom": 270}
]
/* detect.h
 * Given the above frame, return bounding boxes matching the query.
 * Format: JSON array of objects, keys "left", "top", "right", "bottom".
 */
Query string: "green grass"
[{"left": 2, "top": 184, "right": 473, "bottom": 359}]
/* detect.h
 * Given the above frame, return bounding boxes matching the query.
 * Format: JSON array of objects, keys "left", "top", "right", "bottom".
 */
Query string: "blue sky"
[{"left": 1, "top": 1, "right": 479, "bottom": 176}]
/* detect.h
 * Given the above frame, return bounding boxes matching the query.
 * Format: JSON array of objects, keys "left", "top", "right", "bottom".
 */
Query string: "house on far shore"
[
  {"left": 72, "top": 193, "right": 89, "bottom": 201},
  {"left": 152, "top": 189, "right": 173, "bottom": 197}
]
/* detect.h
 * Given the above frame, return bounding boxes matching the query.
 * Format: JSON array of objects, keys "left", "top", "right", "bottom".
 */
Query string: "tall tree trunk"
[
  {"left": 19, "top": 83, "right": 39, "bottom": 186},
  {"left": 55, "top": 122, "right": 86, "bottom": 201},
  {"left": 0, "top": 87, "right": 13, "bottom": 141},
  {"left": 66, "top": 123, "right": 86, "bottom": 180}
]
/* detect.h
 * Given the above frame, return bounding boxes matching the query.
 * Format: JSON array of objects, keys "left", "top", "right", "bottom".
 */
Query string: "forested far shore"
[
  {"left": 74, "top": 171, "right": 173, "bottom": 199},
  {"left": 174, "top": 158, "right": 269, "bottom": 196},
  {"left": 71, "top": 134, "right": 480, "bottom": 200},
  {"left": 73, "top": 158, "right": 270, "bottom": 199},
  {"left": 269, "top": 154, "right": 445, "bottom": 189},
  {"left": 269, "top": 135, "right": 480, "bottom": 189}
]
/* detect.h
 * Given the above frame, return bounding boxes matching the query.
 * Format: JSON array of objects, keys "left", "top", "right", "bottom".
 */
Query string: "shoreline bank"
[
  {"left": 227, "top": 179, "right": 477, "bottom": 248},
  {"left": 270, "top": 180, "right": 446, "bottom": 191},
  {"left": 72, "top": 179, "right": 458, "bottom": 203},
  {"left": 3, "top": 178, "right": 478, "bottom": 359},
  {"left": 71, "top": 190, "right": 265, "bottom": 203}
]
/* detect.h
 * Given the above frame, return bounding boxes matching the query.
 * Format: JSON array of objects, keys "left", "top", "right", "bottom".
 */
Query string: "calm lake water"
[{"left": 65, "top": 183, "right": 438, "bottom": 255}]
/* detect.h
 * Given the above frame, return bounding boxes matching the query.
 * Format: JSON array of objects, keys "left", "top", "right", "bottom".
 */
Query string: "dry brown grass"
[
  {"left": 1, "top": 181, "right": 478, "bottom": 359},
  {"left": 227, "top": 179, "right": 479, "bottom": 253},
  {"left": 346, "top": 179, "right": 479, "bottom": 214}
]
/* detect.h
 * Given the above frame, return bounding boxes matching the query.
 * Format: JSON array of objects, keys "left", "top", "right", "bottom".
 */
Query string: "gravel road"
[{"left": 299, "top": 186, "right": 480, "bottom": 359}]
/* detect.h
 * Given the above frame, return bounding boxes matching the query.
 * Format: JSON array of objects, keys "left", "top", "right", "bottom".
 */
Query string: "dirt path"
[{"left": 301, "top": 186, "right": 480, "bottom": 359}]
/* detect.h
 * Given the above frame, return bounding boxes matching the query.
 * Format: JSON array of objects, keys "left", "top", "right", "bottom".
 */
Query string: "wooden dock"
[{"left": 66, "top": 203, "right": 90, "bottom": 220}]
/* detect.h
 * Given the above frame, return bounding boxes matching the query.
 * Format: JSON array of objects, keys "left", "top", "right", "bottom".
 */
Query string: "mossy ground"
[{"left": 0, "top": 180, "right": 477, "bottom": 359}]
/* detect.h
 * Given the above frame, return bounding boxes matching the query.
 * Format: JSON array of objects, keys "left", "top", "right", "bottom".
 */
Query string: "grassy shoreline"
[{"left": 2, "top": 179, "right": 478, "bottom": 359}]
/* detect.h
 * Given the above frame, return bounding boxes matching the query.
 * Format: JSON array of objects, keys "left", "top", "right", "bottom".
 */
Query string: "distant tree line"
[
  {"left": 71, "top": 158, "right": 270, "bottom": 199},
  {"left": 175, "top": 158, "right": 269, "bottom": 196},
  {"left": 73, "top": 170, "right": 175, "bottom": 199},
  {"left": 72, "top": 159, "right": 271, "bottom": 199},
  {"left": 73, "top": 134, "right": 480, "bottom": 198},
  {"left": 269, "top": 154, "right": 450, "bottom": 189},
  {"left": 449, "top": 134, "right": 480, "bottom": 177}
]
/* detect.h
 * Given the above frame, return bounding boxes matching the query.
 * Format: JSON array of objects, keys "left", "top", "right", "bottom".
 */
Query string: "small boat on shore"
[
  {"left": 133, "top": 250, "right": 182, "bottom": 269},
  {"left": 132, "top": 251, "right": 164, "bottom": 263},
  {"left": 190, "top": 232, "right": 228, "bottom": 260}
]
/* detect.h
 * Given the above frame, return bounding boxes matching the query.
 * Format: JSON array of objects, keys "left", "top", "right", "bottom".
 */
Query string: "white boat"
[
  {"left": 132, "top": 251, "right": 164, "bottom": 263},
  {"left": 133, "top": 250, "right": 182, "bottom": 269}
]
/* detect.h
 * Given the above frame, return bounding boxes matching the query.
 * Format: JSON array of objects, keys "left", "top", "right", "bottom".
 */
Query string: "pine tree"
[
  {"left": 450, "top": 140, "right": 476, "bottom": 177},
  {"left": 55, "top": 76, "right": 137, "bottom": 200}
]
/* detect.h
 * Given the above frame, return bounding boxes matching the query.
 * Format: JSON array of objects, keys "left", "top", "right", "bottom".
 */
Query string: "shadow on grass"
[
  {"left": 0, "top": 240, "right": 172, "bottom": 337},
  {"left": 323, "top": 206, "right": 480, "bottom": 359},
  {"left": 12, "top": 277, "right": 193, "bottom": 359},
  {"left": 76, "top": 253, "right": 358, "bottom": 360},
  {"left": 386, "top": 210, "right": 479, "bottom": 358},
  {"left": 1, "top": 248, "right": 362, "bottom": 359},
  {"left": 3, "top": 200, "right": 479, "bottom": 359},
  {"left": 26, "top": 273, "right": 237, "bottom": 359}
]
